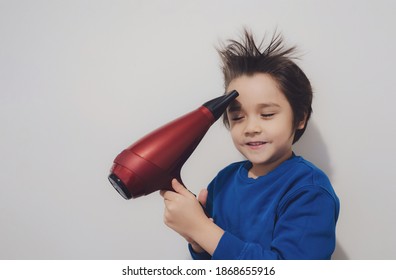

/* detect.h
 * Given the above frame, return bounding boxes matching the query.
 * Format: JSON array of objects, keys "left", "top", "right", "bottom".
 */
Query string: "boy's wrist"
[{"left": 191, "top": 218, "right": 224, "bottom": 256}]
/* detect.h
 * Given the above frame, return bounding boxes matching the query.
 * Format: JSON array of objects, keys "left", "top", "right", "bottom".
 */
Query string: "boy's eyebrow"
[
  {"left": 258, "top": 103, "right": 281, "bottom": 109},
  {"left": 227, "top": 101, "right": 281, "bottom": 112}
]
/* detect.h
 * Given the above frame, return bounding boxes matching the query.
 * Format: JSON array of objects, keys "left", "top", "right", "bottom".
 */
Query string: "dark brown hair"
[{"left": 217, "top": 29, "right": 313, "bottom": 143}]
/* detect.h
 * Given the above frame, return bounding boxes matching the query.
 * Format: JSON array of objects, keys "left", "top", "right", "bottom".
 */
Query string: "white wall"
[{"left": 1, "top": 0, "right": 395, "bottom": 259}]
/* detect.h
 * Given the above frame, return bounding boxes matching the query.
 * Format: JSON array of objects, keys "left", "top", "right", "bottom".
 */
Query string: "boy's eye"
[{"left": 230, "top": 115, "right": 244, "bottom": 121}]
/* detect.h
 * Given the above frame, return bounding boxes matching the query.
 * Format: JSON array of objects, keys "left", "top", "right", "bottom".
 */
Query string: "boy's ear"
[{"left": 297, "top": 114, "right": 308, "bottom": 130}]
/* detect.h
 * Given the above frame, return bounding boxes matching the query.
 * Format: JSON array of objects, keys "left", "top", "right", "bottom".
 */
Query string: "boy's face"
[{"left": 226, "top": 73, "right": 304, "bottom": 178}]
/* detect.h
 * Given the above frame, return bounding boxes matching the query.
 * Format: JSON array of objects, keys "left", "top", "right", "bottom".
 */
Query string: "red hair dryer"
[{"left": 108, "top": 90, "right": 238, "bottom": 199}]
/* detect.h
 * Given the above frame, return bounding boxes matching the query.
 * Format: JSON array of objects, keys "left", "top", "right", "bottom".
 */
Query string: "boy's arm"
[{"left": 160, "top": 179, "right": 224, "bottom": 256}]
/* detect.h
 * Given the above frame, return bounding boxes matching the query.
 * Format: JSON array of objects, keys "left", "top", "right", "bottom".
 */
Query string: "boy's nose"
[{"left": 244, "top": 118, "right": 262, "bottom": 135}]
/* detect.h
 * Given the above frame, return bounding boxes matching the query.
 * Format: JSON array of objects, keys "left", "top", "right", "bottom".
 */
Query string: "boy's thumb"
[{"left": 197, "top": 189, "right": 208, "bottom": 207}]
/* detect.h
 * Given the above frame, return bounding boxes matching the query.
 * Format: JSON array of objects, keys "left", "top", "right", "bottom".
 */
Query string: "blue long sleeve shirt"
[{"left": 189, "top": 154, "right": 340, "bottom": 260}]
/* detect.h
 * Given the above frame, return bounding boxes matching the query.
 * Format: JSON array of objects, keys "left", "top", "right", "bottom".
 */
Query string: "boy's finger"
[
  {"left": 160, "top": 189, "right": 179, "bottom": 201},
  {"left": 171, "top": 179, "right": 192, "bottom": 197}
]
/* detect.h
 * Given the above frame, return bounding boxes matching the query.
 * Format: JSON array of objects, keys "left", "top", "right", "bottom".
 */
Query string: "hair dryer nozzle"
[{"left": 202, "top": 90, "right": 239, "bottom": 121}]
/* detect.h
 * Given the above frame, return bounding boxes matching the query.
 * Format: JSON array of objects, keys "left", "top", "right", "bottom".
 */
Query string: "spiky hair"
[{"left": 217, "top": 29, "right": 313, "bottom": 144}]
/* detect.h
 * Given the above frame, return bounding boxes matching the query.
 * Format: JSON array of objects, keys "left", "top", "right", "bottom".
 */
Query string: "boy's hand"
[
  {"left": 160, "top": 179, "right": 208, "bottom": 241},
  {"left": 161, "top": 179, "right": 224, "bottom": 256}
]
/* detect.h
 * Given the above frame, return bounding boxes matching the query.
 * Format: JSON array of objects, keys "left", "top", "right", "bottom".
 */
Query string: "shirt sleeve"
[
  {"left": 212, "top": 186, "right": 339, "bottom": 260},
  {"left": 188, "top": 244, "right": 211, "bottom": 260}
]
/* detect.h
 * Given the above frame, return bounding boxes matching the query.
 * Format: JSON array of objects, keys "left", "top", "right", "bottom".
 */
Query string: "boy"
[{"left": 160, "top": 29, "right": 340, "bottom": 260}]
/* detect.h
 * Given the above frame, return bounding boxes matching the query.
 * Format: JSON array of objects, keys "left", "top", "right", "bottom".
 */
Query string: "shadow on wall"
[
  {"left": 293, "top": 121, "right": 349, "bottom": 260},
  {"left": 294, "top": 120, "right": 333, "bottom": 178},
  {"left": 333, "top": 241, "right": 349, "bottom": 260}
]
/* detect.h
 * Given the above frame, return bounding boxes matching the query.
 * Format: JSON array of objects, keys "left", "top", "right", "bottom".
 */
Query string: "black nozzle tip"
[
  {"left": 203, "top": 90, "right": 239, "bottom": 121},
  {"left": 108, "top": 174, "right": 132, "bottom": 200}
]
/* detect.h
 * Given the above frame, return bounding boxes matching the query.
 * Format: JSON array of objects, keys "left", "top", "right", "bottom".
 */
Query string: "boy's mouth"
[{"left": 246, "top": 141, "right": 267, "bottom": 148}]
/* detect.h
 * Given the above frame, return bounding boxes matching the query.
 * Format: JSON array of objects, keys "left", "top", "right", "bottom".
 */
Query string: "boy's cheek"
[{"left": 230, "top": 128, "right": 241, "bottom": 140}]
